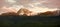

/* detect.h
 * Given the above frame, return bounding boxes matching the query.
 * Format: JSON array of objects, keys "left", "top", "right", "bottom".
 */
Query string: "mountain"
[
  {"left": 17, "top": 8, "right": 33, "bottom": 16},
  {"left": 17, "top": 8, "right": 60, "bottom": 16},
  {"left": 1, "top": 12, "right": 19, "bottom": 16},
  {"left": 37, "top": 10, "right": 60, "bottom": 16},
  {"left": 0, "top": 8, "right": 60, "bottom": 16},
  {"left": 52, "top": 10, "right": 60, "bottom": 16},
  {"left": 0, "top": 8, "right": 33, "bottom": 16}
]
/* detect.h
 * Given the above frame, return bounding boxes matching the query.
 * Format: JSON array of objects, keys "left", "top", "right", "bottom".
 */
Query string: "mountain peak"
[{"left": 17, "top": 8, "right": 33, "bottom": 16}]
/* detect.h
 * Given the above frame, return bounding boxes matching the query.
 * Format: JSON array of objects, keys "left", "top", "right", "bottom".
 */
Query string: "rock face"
[{"left": 17, "top": 8, "right": 33, "bottom": 16}]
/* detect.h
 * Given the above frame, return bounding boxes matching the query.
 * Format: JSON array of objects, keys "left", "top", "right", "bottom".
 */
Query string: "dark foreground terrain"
[{"left": 0, "top": 16, "right": 60, "bottom": 27}]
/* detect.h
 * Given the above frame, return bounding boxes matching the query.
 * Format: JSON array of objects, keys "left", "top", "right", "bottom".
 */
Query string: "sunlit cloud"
[
  {"left": 28, "top": 7, "right": 58, "bottom": 13},
  {"left": 0, "top": 6, "right": 17, "bottom": 15}
]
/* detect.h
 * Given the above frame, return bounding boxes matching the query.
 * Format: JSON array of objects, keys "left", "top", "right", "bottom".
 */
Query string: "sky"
[{"left": 0, "top": 0, "right": 60, "bottom": 15}]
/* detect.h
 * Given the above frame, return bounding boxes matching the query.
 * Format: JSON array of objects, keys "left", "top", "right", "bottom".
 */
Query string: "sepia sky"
[{"left": 0, "top": 0, "right": 60, "bottom": 15}]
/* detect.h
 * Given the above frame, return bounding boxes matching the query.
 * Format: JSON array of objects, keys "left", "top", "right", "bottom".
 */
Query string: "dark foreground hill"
[{"left": 0, "top": 16, "right": 60, "bottom": 27}]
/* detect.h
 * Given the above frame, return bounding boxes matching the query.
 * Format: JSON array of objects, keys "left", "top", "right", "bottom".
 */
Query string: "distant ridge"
[{"left": 0, "top": 8, "right": 60, "bottom": 16}]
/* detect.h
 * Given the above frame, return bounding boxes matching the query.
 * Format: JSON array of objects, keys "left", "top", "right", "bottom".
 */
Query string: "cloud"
[
  {"left": 14, "top": 0, "right": 60, "bottom": 9},
  {"left": 5, "top": 0, "right": 16, "bottom": 4},
  {"left": 0, "top": 0, "right": 60, "bottom": 9},
  {"left": 0, "top": 0, "right": 60, "bottom": 15},
  {"left": 41, "top": 0, "right": 60, "bottom": 8},
  {"left": 28, "top": 7, "right": 58, "bottom": 13},
  {"left": 0, "top": 6, "right": 17, "bottom": 15},
  {"left": 11, "top": 5, "right": 24, "bottom": 11}
]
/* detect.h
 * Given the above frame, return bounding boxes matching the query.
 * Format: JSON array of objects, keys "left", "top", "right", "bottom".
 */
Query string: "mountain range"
[{"left": 0, "top": 8, "right": 60, "bottom": 16}]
